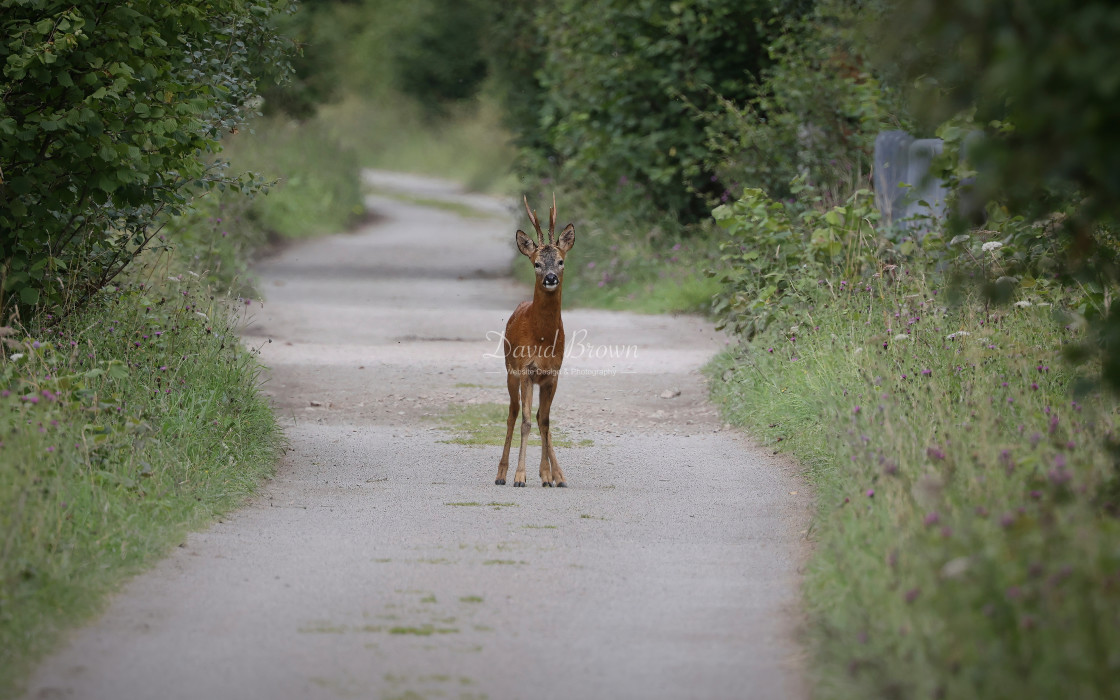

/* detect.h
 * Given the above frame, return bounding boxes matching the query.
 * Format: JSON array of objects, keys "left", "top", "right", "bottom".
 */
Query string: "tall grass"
[
  {"left": 708, "top": 272, "right": 1120, "bottom": 698},
  {"left": 0, "top": 253, "right": 283, "bottom": 696},
  {"left": 220, "top": 118, "right": 365, "bottom": 239}
]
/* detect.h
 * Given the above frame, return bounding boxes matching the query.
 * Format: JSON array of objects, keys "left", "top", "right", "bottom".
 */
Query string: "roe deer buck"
[{"left": 495, "top": 196, "right": 576, "bottom": 488}]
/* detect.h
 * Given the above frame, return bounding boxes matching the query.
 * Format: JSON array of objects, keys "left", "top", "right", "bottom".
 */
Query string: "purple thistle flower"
[
  {"left": 866, "top": 489, "right": 875, "bottom": 498},
  {"left": 923, "top": 511, "right": 940, "bottom": 527},
  {"left": 904, "top": 588, "right": 920, "bottom": 603}
]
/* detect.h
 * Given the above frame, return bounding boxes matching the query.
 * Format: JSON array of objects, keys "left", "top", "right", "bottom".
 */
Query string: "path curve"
[{"left": 24, "top": 171, "right": 811, "bottom": 700}]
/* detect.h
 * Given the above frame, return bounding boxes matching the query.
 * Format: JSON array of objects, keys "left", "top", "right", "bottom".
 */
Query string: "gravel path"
[{"left": 24, "top": 171, "right": 811, "bottom": 700}]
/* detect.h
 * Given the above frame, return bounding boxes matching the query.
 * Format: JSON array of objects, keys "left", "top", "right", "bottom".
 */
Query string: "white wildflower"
[
  {"left": 946, "top": 331, "right": 971, "bottom": 340},
  {"left": 981, "top": 241, "right": 1003, "bottom": 252},
  {"left": 10, "top": 353, "right": 23, "bottom": 361},
  {"left": 1014, "top": 300, "right": 1032, "bottom": 308},
  {"left": 894, "top": 334, "right": 909, "bottom": 341},
  {"left": 949, "top": 234, "right": 970, "bottom": 246}
]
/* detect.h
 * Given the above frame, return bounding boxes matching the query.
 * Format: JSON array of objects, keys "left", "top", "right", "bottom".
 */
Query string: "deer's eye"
[
  {"left": 534, "top": 262, "right": 541, "bottom": 269},
  {"left": 558, "top": 259, "right": 564, "bottom": 266}
]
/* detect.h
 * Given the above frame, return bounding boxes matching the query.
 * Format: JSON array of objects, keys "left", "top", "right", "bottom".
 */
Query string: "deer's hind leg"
[
  {"left": 537, "top": 376, "right": 566, "bottom": 487},
  {"left": 495, "top": 370, "right": 519, "bottom": 485}
]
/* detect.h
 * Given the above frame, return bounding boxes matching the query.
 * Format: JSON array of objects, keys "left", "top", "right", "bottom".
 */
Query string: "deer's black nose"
[{"left": 543, "top": 273, "right": 559, "bottom": 288}]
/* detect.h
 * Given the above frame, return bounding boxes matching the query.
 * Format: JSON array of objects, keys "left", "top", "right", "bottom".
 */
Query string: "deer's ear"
[
  {"left": 515, "top": 229, "right": 538, "bottom": 257},
  {"left": 556, "top": 223, "right": 575, "bottom": 252}
]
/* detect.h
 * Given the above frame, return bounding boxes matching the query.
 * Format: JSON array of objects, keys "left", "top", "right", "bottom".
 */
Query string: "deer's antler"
[
  {"left": 548, "top": 192, "right": 557, "bottom": 245},
  {"left": 523, "top": 195, "right": 545, "bottom": 246}
]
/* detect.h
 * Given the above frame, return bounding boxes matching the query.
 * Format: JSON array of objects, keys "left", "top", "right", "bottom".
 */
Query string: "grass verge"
[
  {"left": 220, "top": 117, "right": 366, "bottom": 240},
  {"left": 0, "top": 254, "right": 283, "bottom": 696},
  {"left": 706, "top": 271, "right": 1120, "bottom": 698}
]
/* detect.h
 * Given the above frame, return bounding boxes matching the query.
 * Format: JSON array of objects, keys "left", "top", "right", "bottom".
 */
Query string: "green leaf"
[{"left": 19, "top": 286, "right": 40, "bottom": 305}]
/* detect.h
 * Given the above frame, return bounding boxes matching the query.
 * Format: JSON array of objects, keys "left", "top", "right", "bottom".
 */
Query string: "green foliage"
[
  {"left": 876, "top": 0, "right": 1120, "bottom": 389},
  {"left": 507, "top": 0, "right": 785, "bottom": 222},
  {"left": 704, "top": 0, "right": 905, "bottom": 202},
  {"left": 0, "top": 268, "right": 281, "bottom": 694},
  {"left": 709, "top": 275, "right": 1120, "bottom": 698},
  {"left": 220, "top": 117, "right": 364, "bottom": 239},
  {"left": 257, "top": 0, "right": 346, "bottom": 119},
  {"left": 0, "top": 0, "right": 293, "bottom": 321},
  {"left": 711, "top": 183, "right": 886, "bottom": 338},
  {"left": 879, "top": 0, "right": 1120, "bottom": 225},
  {"left": 392, "top": 0, "right": 489, "bottom": 117}
]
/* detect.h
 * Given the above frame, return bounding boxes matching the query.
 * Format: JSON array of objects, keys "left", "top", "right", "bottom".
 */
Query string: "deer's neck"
[{"left": 530, "top": 284, "right": 563, "bottom": 333}]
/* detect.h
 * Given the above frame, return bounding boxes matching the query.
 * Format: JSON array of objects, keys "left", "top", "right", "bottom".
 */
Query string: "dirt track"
[{"left": 24, "top": 171, "right": 811, "bottom": 700}]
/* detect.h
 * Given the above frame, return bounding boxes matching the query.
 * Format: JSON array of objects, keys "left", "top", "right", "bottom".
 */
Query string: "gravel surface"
[{"left": 24, "top": 172, "right": 812, "bottom": 700}]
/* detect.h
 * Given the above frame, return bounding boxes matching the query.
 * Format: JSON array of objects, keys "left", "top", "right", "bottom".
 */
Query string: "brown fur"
[{"left": 495, "top": 198, "right": 575, "bottom": 487}]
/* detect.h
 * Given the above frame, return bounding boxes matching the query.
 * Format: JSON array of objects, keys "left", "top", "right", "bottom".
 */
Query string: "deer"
[{"left": 495, "top": 195, "right": 576, "bottom": 488}]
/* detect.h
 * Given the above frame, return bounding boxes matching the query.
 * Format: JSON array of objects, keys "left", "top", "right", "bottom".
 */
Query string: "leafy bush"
[
  {"left": 504, "top": 0, "right": 785, "bottom": 222},
  {"left": 705, "top": 0, "right": 906, "bottom": 203},
  {"left": 711, "top": 183, "right": 887, "bottom": 338},
  {"left": 0, "top": 0, "right": 292, "bottom": 321}
]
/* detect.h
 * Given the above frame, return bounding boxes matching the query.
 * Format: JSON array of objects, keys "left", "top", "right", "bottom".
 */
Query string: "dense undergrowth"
[{"left": 707, "top": 272, "right": 1120, "bottom": 697}]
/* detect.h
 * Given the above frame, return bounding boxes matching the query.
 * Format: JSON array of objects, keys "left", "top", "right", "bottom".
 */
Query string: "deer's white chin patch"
[{"left": 542, "top": 282, "right": 559, "bottom": 291}]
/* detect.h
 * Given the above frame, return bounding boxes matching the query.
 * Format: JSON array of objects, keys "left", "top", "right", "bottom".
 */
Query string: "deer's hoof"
[
  {"left": 495, "top": 479, "right": 505, "bottom": 485},
  {"left": 542, "top": 481, "right": 552, "bottom": 487},
  {"left": 556, "top": 482, "right": 567, "bottom": 488},
  {"left": 513, "top": 481, "right": 526, "bottom": 487}
]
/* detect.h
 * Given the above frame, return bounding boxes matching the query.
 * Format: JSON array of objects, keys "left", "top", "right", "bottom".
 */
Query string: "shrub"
[
  {"left": 0, "top": 0, "right": 292, "bottom": 321},
  {"left": 704, "top": 0, "right": 907, "bottom": 203},
  {"left": 503, "top": 0, "right": 785, "bottom": 222}
]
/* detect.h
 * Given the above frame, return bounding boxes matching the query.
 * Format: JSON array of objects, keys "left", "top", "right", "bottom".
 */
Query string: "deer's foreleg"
[
  {"left": 537, "top": 377, "right": 566, "bottom": 487},
  {"left": 495, "top": 371, "right": 519, "bottom": 485},
  {"left": 513, "top": 371, "right": 534, "bottom": 487}
]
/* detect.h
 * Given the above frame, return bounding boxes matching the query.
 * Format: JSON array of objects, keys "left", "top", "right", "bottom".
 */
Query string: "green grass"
[
  {"left": 388, "top": 625, "right": 459, "bottom": 636},
  {"left": 445, "top": 502, "right": 517, "bottom": 508},
  {"left": 707, "top": 272, "right": 1120, "bottom": 698},
  {"left": 0, "top": 260, "right": 283, "bottom": 696},
  {"left": 433, "top": 402, "right": 590, "bottom": 448},
  {"left": 220, "top": 117, "right": 366, "bottom": 240}
]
